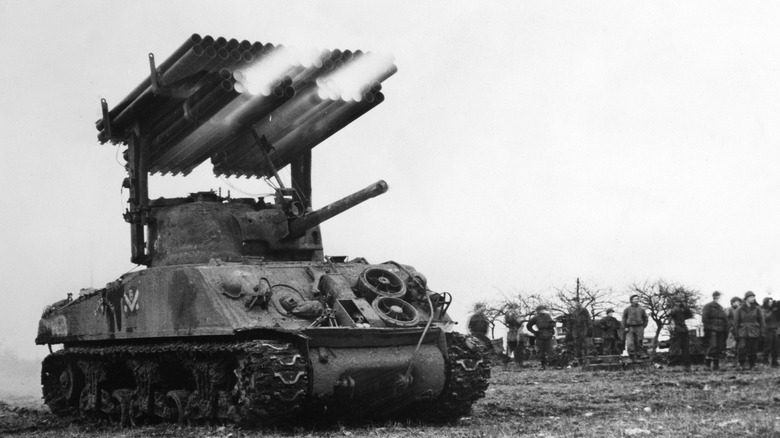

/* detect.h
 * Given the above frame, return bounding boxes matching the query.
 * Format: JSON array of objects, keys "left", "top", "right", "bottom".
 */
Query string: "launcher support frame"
[
  {"left": 119, "top": 122, "right": 314, "bottom": 266},
  {"left": 122, "top": 127, "right": 151, "bottom": 266}
]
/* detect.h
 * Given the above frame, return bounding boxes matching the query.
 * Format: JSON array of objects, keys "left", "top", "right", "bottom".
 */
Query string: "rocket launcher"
[
  {"left": 95, "top": 34, "right": 396, "bottom": 265},
  {"left": 98, "top": 34, "right": 395, "bottom": 179}
]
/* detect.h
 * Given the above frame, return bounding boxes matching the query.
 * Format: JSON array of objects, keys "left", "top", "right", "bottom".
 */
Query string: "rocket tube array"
[
  {"left": 96, "top": 34, "right": 203, "bottom": 133},
  {"left": 261, "top": 92, "right": 385, "bottom": 174},
  {"left": 148, "top": 78, "right": 241, "bottom": 175},
  {"left": 97, "top": 34, "right": 396, "bottom": 178},
  {"left": 211, "top": 89, "right": 384, "bottom": 178},
  {"left": 97, "top": 35, "right": 261, "bottom": 141},
  {"left": 153, "top": 83, "right": 295, "bottom": 176}
]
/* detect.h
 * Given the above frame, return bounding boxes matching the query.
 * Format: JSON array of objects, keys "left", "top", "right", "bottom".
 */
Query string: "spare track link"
[{"left": 40, "top": 340, "right": 308, "bottom": 426}]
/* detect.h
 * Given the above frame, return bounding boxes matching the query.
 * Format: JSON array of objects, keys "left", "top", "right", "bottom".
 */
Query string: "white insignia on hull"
[{"left": 123, "top": 288, "right": 140, "bottom": 314}]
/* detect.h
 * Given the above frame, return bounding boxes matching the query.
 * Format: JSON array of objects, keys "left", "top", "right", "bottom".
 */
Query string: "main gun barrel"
[{"left": 287, "top": 180, "right": 388, "bottom": 240}]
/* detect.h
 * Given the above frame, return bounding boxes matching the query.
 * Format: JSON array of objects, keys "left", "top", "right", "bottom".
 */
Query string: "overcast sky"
[{"left": 2, "top": 1, "right": 780, "bottom": 358}]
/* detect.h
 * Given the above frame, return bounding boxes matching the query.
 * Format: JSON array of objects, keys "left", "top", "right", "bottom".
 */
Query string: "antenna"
[{"left": 576, "top": 277, "right": 580, "bottom": 303}]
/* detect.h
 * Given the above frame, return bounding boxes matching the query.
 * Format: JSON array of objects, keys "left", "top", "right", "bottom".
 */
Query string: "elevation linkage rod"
[{"left": 250, "top": 129, "right": 285, "bottom": 190}]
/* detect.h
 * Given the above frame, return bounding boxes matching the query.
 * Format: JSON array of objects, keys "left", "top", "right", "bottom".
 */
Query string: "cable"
[
  {"left": 384, "top": 261, "right": 437, "bottom": 384},
  {"left": 119, "top": 184, "right": 126, "bottom": 214},
  {"left": 290, "top": 177, "right": 310, "bottom": 206},
  {"left": 121, "top": 264, "right": 142, "bottom": 276},
  {"left": 264, "top": 176, "right": 279, "bottom": 191},
  {"left": 114, "top": 145, "right": 125, "bottom": 169},
  {"left": 218, "top": 176, "right": 273, "bottom": 197},
  {"left": 115, "top": 145, "right": 130, "bottom": 215},
  {"left": 269, "top": 283, "right": 302, "bottom": 293}
]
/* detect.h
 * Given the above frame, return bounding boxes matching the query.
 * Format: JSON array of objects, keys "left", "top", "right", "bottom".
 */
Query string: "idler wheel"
[
  {"left": 371, "top": 296, "right": 420, "bottom": 327},
  {"left": 42, "top": 356, "right": 83, "bottom": 415},
  {"left": 357, "top": 268, "right": 407, "bottom": 301},
  {"left": 59, "top": 363, "right": 82, "bottom": 402}
]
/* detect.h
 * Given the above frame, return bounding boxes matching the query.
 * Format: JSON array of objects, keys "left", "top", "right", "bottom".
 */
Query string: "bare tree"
[
  {"left": 476, "top": 291, "right": 550, "bottom": 338},
  {"left": 550, "top": 279, "right": 619, "bottom": 320},
  {"left": 509, "top": 292, "right": 551, "bottom": 320},
  {"left": 477, "top": 281, "right": 618, "bottom": 340},
  {"left": 472, "top": 300, "right": 508, "bottom": 339},
  {"left": 628, "top": 279, "right": 702, "bottom": 351}
]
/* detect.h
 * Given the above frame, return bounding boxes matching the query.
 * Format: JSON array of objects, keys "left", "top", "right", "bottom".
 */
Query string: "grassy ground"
[{"left": 3, "top": 360, "right": 780, "bottom": 437}]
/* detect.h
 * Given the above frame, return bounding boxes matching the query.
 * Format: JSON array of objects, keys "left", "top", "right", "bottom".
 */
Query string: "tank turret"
[{"left": 147, "top": 180, "right": 387, "bottom": 266}]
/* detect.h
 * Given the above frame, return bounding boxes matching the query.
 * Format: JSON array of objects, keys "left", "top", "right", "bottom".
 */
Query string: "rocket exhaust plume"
[
  {"left": 99, "top": 35, "right": 396, "bottom": 178},
  {"left": 316, "top": 52, "right": 396, "bottom": 102},
  {"left": 238, "top": 46, "right": 301, "bottom": 96}
]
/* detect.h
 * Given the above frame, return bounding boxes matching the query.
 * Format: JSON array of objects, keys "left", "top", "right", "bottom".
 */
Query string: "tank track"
[
  {"left": 403, "top": 332, "right": 491, "bottom": 422},
  {"left": 41, "top": 340, "right": 308, "bottom": 426},
  {"left": 41, "top": 333, "right": 489, "bottom": 426}
]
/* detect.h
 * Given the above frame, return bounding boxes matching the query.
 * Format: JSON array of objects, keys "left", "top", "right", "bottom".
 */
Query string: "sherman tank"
[{"left": 35, "top": 34, "right": 489, "bottom": 426}]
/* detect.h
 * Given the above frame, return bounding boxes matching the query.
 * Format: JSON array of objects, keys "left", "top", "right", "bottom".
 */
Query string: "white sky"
[{"left": 1, "top": 1, "right": 779, "bottom": 359}]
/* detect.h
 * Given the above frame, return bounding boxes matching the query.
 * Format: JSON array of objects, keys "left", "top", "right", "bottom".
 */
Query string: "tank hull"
[
  {"left": 38, "top": 261, "right": 490, "bottom": 424},
  {"left": 36, "top": 261, "right": 443, "bottom": 344}
]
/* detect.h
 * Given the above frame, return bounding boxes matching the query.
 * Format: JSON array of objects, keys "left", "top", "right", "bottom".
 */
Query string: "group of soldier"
[
  {"left": 669, "top": 290, "right": 780, "bottom": 371},
  {"left": 484, "top": 296, "right": 649, "bottom": 369},
  {"left": 469, "top": 290, "right": 780, "bottom": 371},
  {"left": 512, "top": 297, "right": 648, "bottom": 369},
  {"left": 706, "top": 290, "right": 780, "bottom": 370}
]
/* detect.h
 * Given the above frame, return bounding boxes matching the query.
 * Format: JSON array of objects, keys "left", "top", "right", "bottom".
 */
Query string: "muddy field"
[{"left": 2, "top": 361, "right": 780, "bottom": 437}]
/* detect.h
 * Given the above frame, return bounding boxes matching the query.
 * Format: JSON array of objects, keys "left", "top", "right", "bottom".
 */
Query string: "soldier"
[
  {"left": 725, "top": 296, "right": 742, "bottom": 358},
  {"left": 599, "top": 308, "right": 621, "bottom": 355},
  {"left": 504, "top": 305, "right": 522, "bottom": 366},
  {"left": 528, "top": 305, "right": 556, "bottom": 369},
  {"left": 701, "top": 291, "right": 728, "bottom": 370},
  {"left": 734, "top": 291, "right": 765, "bottom": 370},
  {"left": 569, "top": 299, "right": 592, "bottom": 364},
  {"left": 467, "top": 303, "right": 492, "bottom": 346},
  {"left": 515, "top": 321, "right": 528, "bottom": 367},
  {"left": 622, "top": 295, "right": 649, "bottom": 361},
  {"left": 761, "top": 297, "right": 779, "bottom": 367},
  {"left": 669, "top": 297, "right": 694, "bottom": 371}
]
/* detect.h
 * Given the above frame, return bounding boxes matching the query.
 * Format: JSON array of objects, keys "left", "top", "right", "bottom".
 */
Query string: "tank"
[{"left": 36, "top": 34, "right": 489, "bottom": 426}]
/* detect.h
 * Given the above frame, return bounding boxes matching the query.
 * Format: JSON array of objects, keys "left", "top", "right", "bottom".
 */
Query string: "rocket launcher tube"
[
  {"left": 286, "top": 180, "right": 388, "bottom": 240},
  {"left": 96, "top": 33, "right": 203, "bottom": 132}
]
